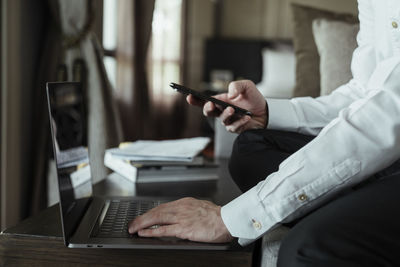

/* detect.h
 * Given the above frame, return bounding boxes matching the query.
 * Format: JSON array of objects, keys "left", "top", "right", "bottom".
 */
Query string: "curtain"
[
  {"left": 57, "top": 0, "right": 122, "bottom": 184},
  {"left": 116, "top": 0, "right": 155, "bottom": 141},
  {"left": 31, "top": 0, "right": 122, "bottom": 212},
  {"left": 147, "top": 0, "right": 188, "bottom": 139},
  {"left": 116, "top": 0, "right": 188, "bottom": 141}
]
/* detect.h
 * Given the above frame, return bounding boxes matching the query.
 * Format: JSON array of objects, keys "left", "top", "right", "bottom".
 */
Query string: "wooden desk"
[{"left": 0, "top": 159, "right": 255, "bottom": 266}]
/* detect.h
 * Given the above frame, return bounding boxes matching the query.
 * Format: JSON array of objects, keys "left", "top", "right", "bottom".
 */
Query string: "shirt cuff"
[
  {"left": 221, "top": 185, "right": 277, "bottom": 246},
  {"left": 266, "top": 98, "right": 299, "bottom": 131}
]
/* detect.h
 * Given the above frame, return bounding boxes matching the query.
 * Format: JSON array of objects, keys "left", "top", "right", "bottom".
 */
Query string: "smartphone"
[{"left": 170, "top": 82, "right": 252, "bottom": 117}]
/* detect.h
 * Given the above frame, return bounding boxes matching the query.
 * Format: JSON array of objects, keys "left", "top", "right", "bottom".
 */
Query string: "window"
[
  {"left": 102, "top": 0, "right": 118, "bottom": 89},
  {"left": 148, "top": 0, "right": 183, "bottom": 103},
  {"left": 102, "top": 0, "right": 184, "bottom": 100}
]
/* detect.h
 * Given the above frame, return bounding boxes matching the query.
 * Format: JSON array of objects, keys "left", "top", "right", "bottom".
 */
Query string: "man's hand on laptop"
[{"left": 128, "top": 197, "right": 233, "bottom": 243}]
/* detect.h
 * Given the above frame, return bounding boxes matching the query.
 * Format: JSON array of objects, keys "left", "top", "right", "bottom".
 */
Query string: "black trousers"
[{"left": 228, "top": 129, "right": 400, "bottom": 267}]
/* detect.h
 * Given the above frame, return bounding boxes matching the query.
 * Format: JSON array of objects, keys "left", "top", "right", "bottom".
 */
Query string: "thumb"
[{"left": 227, "top": 80, "right": 253, "bottom": 99}]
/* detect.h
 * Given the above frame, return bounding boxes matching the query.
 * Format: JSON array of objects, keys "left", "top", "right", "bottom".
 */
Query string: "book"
[
  {"left": 107, "top": 137, "right": 211, "bottom": 162},
  {"left": 104, "top": 151, "right": 218, "bottom": 183},
  {"left": 135, "top": 167, "right": 219, "bottom": 183}
]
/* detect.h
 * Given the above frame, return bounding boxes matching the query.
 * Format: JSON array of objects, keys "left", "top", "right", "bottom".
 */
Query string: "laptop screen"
[{"left": 46, "top": 82, "right": 93, "bottom": 244}]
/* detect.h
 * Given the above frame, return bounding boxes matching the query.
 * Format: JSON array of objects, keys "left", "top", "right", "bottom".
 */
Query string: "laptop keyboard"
[{"left": 95, "top": 200, "right": 161, "bottom": 238}]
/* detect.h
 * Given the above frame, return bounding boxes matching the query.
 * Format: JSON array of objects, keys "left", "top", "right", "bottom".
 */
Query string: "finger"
[
  {"left": 228, "top": 80, "right": 253, "bottom": 99},
  {"left": 212, "top": 93, "right": 229, "bottom": 102},
  {"left": 226, "top": 115, "right": 251, "bottom": 133},
  {"left": 128, "top": 206, "right": 177, "bottom": 234},
  {"left": 203, "top": 101, "right": 222, "bottom": 117},
  {"left": 219, "top": 107, "right": 235, "bottom": 125},
  {"left": 129, "top": 214, "right": 170, "bottom": 234},
  {"left": 128, "top": 213, "right": 158, "bottom": 234},
  {"left": 138, "top": 224, "right": 181, "bottom": 238},
  {"left": 186, "top": 94, "right": 205, "bottom": 107},
  {"left": 203, "top": 101, "right": 214, "bottom": 115}
]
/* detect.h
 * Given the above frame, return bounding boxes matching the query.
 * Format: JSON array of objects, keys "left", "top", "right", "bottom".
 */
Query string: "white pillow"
[
  {"left": 256, "top": 46, "right": 296, "bottom": 99},
  {"left": 312, "top": 18, "right": 359, "bottom": 96}
]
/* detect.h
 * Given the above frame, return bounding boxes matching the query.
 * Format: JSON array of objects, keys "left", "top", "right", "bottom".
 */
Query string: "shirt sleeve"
[{"left": 221, "top": 0, "right": 400, "bottom": 246}]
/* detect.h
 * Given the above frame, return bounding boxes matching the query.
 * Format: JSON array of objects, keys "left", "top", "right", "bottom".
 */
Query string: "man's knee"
[
  {"left": 229, "top": 131, "right": 257, "bottom": 169},
  {"left": 228, "top": 129, "right": 276, "bottom": 191},
  {"left": 227, "top": 129, "right": 313, "bottom": 192},
  {"left": 228, "top": 131, "right": 251, "bottom": 191},
  {"left": 228, "top": 129, "right": 276, "bottom": 169}
]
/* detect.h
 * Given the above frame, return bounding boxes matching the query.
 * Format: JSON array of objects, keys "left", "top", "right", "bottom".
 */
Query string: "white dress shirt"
[{"left": 221, "top": 0, "right": 400, "bottom": 246}]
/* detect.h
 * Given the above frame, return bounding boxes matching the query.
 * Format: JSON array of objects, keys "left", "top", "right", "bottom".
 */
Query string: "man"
[{"left": 129, "top": 0, "right": 400, "bottom": 265}]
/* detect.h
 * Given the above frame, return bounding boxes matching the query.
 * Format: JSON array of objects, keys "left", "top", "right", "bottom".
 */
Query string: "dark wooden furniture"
[{"left": 0, "top": 159, "right": 254, "bottom": 266}]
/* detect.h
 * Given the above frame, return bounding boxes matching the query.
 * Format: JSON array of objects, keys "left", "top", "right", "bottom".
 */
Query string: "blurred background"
[{"left": 0, "top": 0, "right": 357, "bottom": 231}]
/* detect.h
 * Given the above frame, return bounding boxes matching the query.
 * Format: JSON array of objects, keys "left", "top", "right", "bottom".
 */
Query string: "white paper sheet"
[{"left": 107, "top": 137, "right": 211, "bottom": 162}]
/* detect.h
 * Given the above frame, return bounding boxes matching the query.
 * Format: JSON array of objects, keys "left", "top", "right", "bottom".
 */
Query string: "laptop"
[{"left": 46, "top": 82, "right": 230, "bottom": 250}]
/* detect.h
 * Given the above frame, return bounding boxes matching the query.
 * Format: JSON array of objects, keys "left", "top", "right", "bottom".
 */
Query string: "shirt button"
[
  {"left": 298, "top": 194, "right": 308, "bottom": 201},
  {"left": 392, "top": 21, "right": 398, "bottom": 29},
  {"left": 252, "top": 219, "right": 262, "bottom": 230}
]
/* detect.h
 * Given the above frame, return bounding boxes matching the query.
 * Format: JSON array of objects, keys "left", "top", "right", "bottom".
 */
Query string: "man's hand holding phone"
[{"left": 186, "top": 80, "right": 268, "bottom": 133}]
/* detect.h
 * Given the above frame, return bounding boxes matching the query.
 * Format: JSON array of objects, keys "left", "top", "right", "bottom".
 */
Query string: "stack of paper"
[
  {"left": 104, "top": 137, "right": 217, "bottom": 183},
  {"left": 107, "top": 137, "right": 211, "bottom": 162}
]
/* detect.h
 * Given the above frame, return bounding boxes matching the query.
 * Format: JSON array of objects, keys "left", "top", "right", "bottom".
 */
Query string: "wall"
[
  {"left": 1, "top": 0, "right": 46, "bottom": 230},
  {"left": 221, "top": 0, "right": 358, "bottom": 39},
  {"left": 185, "top": 0, "right": 216, "bottom": 89},
  {"left": 185, "top": 0, "right": 358, "bottom": 90},
  {"left": 183, "top": 0, "right": 216, "bottom": 137},
  {"left": 2, "top": 0, "right": 25, "bottom": 229}
]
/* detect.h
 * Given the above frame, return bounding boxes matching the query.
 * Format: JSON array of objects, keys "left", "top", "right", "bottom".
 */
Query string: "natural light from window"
[
  {"left": 102, "top": 0, "right": 183, "bottom": 99},
  {"left": 148, "top": 0, "right": 183, "bottom": 99},
  {"left": 102, "top": 0, "right": 117, "bottom": 89}
]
